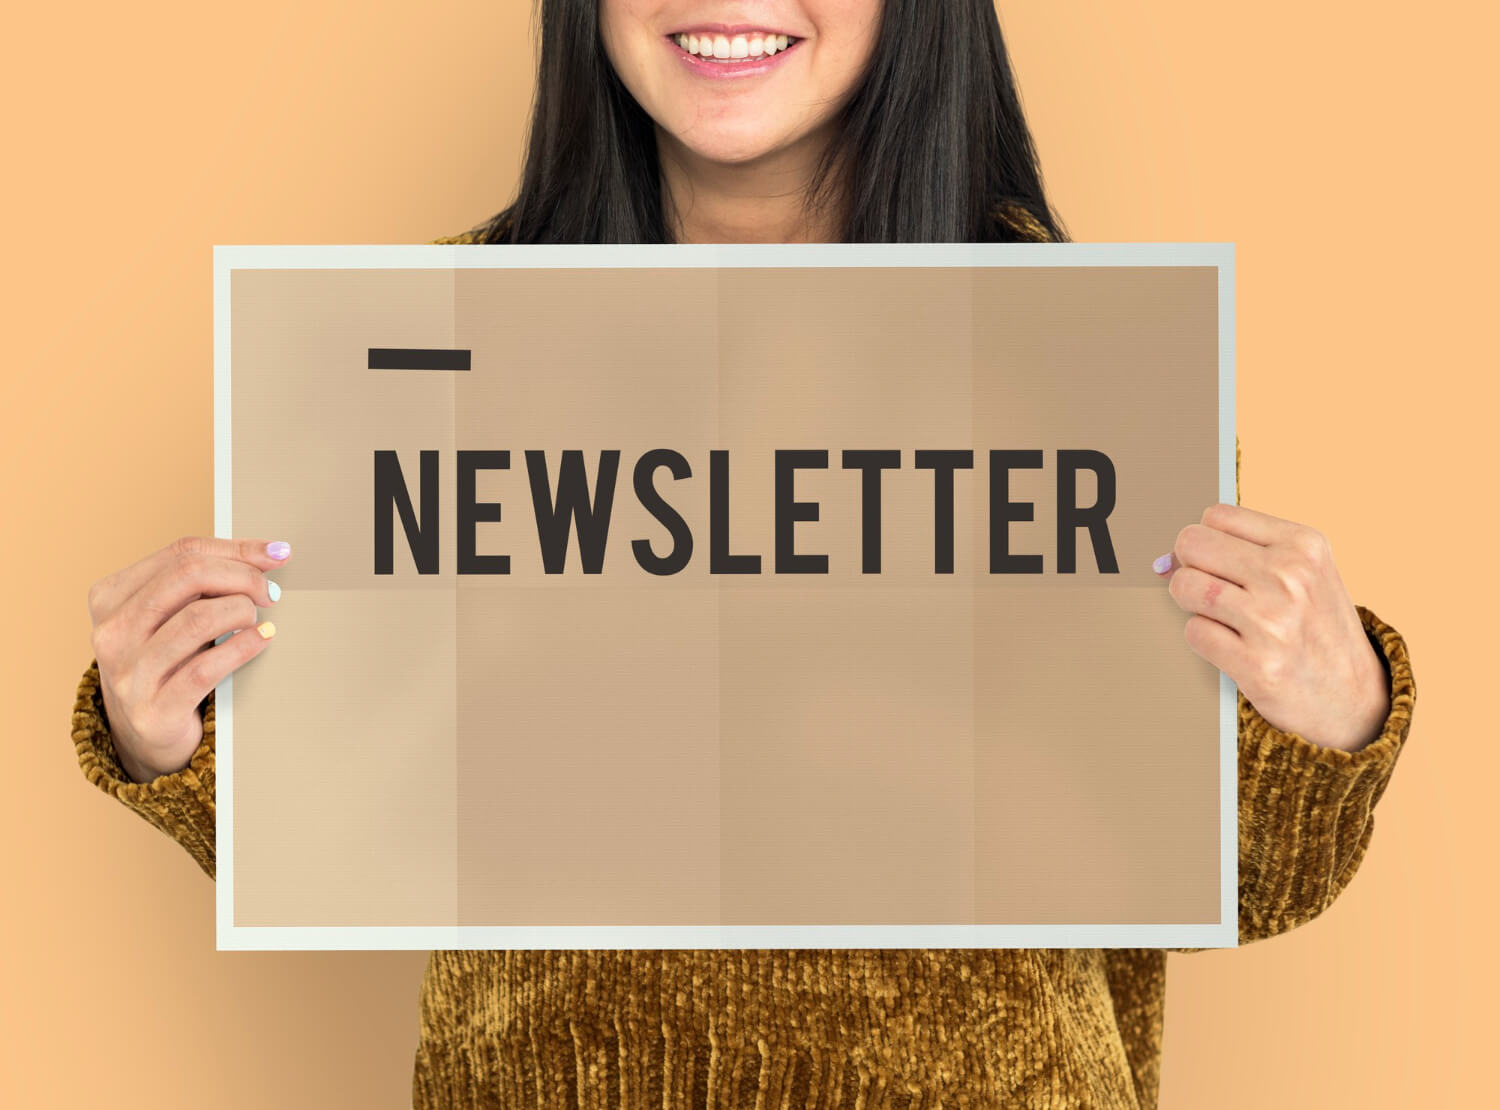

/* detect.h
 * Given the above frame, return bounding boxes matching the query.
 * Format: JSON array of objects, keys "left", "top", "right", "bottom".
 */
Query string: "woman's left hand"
[{"left": 1154, "top": 503, "right": 1391, "bottom": 752}]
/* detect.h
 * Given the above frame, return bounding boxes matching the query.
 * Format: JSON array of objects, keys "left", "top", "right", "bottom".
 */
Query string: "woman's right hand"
[{"left": 87, "top": 536, "right": 289, "bottom": 783}]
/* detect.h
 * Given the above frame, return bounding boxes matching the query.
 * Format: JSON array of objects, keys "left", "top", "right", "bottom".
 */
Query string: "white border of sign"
[{"left": 213, "top": 241, "right": 1237, "bottom": 951}]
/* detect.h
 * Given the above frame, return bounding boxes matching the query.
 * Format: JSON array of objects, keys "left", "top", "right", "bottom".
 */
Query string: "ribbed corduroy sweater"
[{"left": 71, "top": 210, "right": 1418, "bottom": 1108}]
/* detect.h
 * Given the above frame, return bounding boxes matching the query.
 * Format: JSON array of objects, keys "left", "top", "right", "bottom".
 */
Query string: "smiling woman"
[
  {"left": 475, "top": 0, "right": 1066, "bottom": 245},
  {"left": 70, "top": 2, "right": 1418, "bottom": 1108},
  {"left": 599, "top": 1, "right": 880, "bottom": 243}
]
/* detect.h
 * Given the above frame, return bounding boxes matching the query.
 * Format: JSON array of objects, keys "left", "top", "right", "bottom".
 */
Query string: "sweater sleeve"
[
  {"left": 1203, "top": 434, "right": 1417, "bottom": 946},
  {"left": 72, "top": 657, "right": 219, "bottom": 881},
  {"left": 1233, "top": 605, "right": 1414, "bottom": 943},
  {"left": 70, "top": 231, "right": 484, "bottom": 883}
]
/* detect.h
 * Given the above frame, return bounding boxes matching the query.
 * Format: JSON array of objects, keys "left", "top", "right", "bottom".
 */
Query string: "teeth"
[{"left": 674, "top": 33, "right": 793, "bottom": 60}]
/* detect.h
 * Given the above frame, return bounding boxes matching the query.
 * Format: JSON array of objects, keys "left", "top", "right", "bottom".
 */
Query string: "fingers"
[
  {"left": 1181, "top": 611, "right": 1242, "bottom": 676},
  {"left": 142, "top": 592, "right": 264, "bottom": 696},
  {"left": 88, "top": 535, "right": 290, "bottom": 624},
  {"left": 112, "top": 544, "right": 286, "bottom": 649},
  {"left": 1164, "top": 563, "right": 1251, "bottom": 634},
  {"left": 1169, "top": 521, "right": 1259, "bottom": 588},
  {"left": 157, "top": 618, "right": 277, "bottom": 722},
  {"left": 1198, "top": 502, "right": 1300, "bottom": 547}
]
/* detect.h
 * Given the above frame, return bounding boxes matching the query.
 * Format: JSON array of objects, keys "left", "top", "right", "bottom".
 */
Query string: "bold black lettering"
[
  {"left": 374, "top": 449, "right": 439, "bottom": 575},
  {"left": 915, "top": 449, "right": 974, "bottom": 574},
  {"left": 633, "top": 449, "right": 694, "bottom": 575},
  {"left": 526, "top": 449, "right": 619, "bottom": 574},
  {"left": 989, "top": 449, "right": 1044, "bottom": 573},
  {"left": 710, "top": 450, "right": 760, "bottom": 574},
  {"left": 841, "top": 449, "right": 901, "bottom": 573},
  {"left": 457, "top": 450, "right": 510, "bottom": 574},
  {"left": 1056, "top": 449, "right": 1119, "bottom": 574},
  {"left": 776, "top": 450, "right": 828, "bottom": 574}
]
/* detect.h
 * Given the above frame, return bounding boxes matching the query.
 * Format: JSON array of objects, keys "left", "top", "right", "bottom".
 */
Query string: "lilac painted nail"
[
  {"left": 267, "top": 541, "right": 291, "bottom": 560},
  {"left": 1152, "top": 552, "right": 1173, "bottom": 574}
]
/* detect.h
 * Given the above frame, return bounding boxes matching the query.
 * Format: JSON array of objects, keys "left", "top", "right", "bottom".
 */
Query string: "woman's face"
[{"left": 599, "top": 2, "right": 883, "bottom": 166}]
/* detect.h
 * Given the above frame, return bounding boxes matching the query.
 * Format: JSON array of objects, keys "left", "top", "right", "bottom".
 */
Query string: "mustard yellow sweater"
[{"left": 70, "top": 218, "right": 1417, "bottom": 1108}]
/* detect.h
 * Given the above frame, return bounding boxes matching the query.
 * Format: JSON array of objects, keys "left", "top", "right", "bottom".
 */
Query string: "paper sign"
[{"left": 213, "top": 242, "right": 1237, "bottom": 951}]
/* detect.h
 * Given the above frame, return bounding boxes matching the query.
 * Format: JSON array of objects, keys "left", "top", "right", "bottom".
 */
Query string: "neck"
[{"left": 657, "top": 124, "right": 847, "bottom": 244}]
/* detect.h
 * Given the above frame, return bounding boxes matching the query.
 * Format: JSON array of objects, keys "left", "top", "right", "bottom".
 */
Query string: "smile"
[
  {"left": 664, "top": 30, "right": 805, "bottom": 79},
  {"left": 671, "top": 31, "right": 800, "bottom": 60}
]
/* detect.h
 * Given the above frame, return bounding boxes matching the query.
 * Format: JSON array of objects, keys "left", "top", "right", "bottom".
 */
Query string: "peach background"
[{"left": 2, "top": 1, "right": 1481, "bottom": 1106}]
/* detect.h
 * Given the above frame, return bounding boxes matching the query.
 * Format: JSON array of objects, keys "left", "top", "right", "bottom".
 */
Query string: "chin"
[{"left": 677, "top": 132, "right": 790, "bottom": 166}]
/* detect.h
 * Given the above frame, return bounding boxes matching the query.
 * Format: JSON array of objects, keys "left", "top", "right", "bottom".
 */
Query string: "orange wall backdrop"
[{"left": 2, "top": 2, "right": 1485, "bottom": 1106}]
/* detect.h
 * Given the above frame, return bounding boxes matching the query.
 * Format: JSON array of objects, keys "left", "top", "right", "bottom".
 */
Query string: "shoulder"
[
  {"left": 427, "top": 227, "right": 486, "bottom": 246},
  {"left": 985, "top": 201, "right": 1054, "bottom": 243},
  {"left": 428, "top": 210, "right": 515, "bottom": 246}
]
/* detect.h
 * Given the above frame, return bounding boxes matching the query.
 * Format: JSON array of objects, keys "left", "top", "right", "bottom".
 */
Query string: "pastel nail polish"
[
  {"left": 267, "top": 541, "right": 291, "bottom": 560},
  {"left": 267, "top": 579, "right": 281, "bottom": 602},
  {"left": 1152, "top": 552, "right": 1174, "bottom": 574},
  {"left": 256, "top": 621, "right": 276, "bottom": 639}
]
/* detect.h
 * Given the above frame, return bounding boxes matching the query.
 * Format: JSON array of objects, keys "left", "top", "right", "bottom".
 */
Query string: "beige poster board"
[{"left": 213, "top": 242, "right": 1237, "bottom": 951}]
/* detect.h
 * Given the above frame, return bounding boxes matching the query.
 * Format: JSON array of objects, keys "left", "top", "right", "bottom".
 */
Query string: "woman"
[{"left": 74, "top": 1, "right": 1415, "bottom": 1105}]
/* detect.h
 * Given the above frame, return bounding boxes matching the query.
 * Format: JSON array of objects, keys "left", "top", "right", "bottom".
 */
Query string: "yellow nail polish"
[{"left": 257, "top": 621, "right": 276, "bottom": 639}]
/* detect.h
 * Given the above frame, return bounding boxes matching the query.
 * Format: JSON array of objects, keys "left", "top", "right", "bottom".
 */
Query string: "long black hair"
[{"left": 475, "top": 0, "right": 1069, "bottom": 244}]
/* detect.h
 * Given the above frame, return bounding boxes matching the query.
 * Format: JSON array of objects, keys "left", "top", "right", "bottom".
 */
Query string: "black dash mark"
[{"left": 368, "top": 348, "right": 471, "bottom": 371}]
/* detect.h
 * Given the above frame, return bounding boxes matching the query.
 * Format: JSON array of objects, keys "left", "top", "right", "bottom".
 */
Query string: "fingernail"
[
  {"left": 1152, "top": 552, "right": 1174, "bottom": 574},
  {"left": 266, "top": 541, "right": 291, "bottom": 560},
  {"left": 267, "top": 579, "right": 281, "bottom": 603},
  {"left": 256, "top": 620, "right": 276, "bottom": 639}
]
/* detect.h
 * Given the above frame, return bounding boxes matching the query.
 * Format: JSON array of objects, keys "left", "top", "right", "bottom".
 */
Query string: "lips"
[
  {"left": 670, "top": 30, "right": 799, "bottom": 54},
  {"left": 668, "top": 24, "right": 798, "bottom": 36},
  {"left": 665, "top": 32, "right": 804, "bottom": 76}
]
